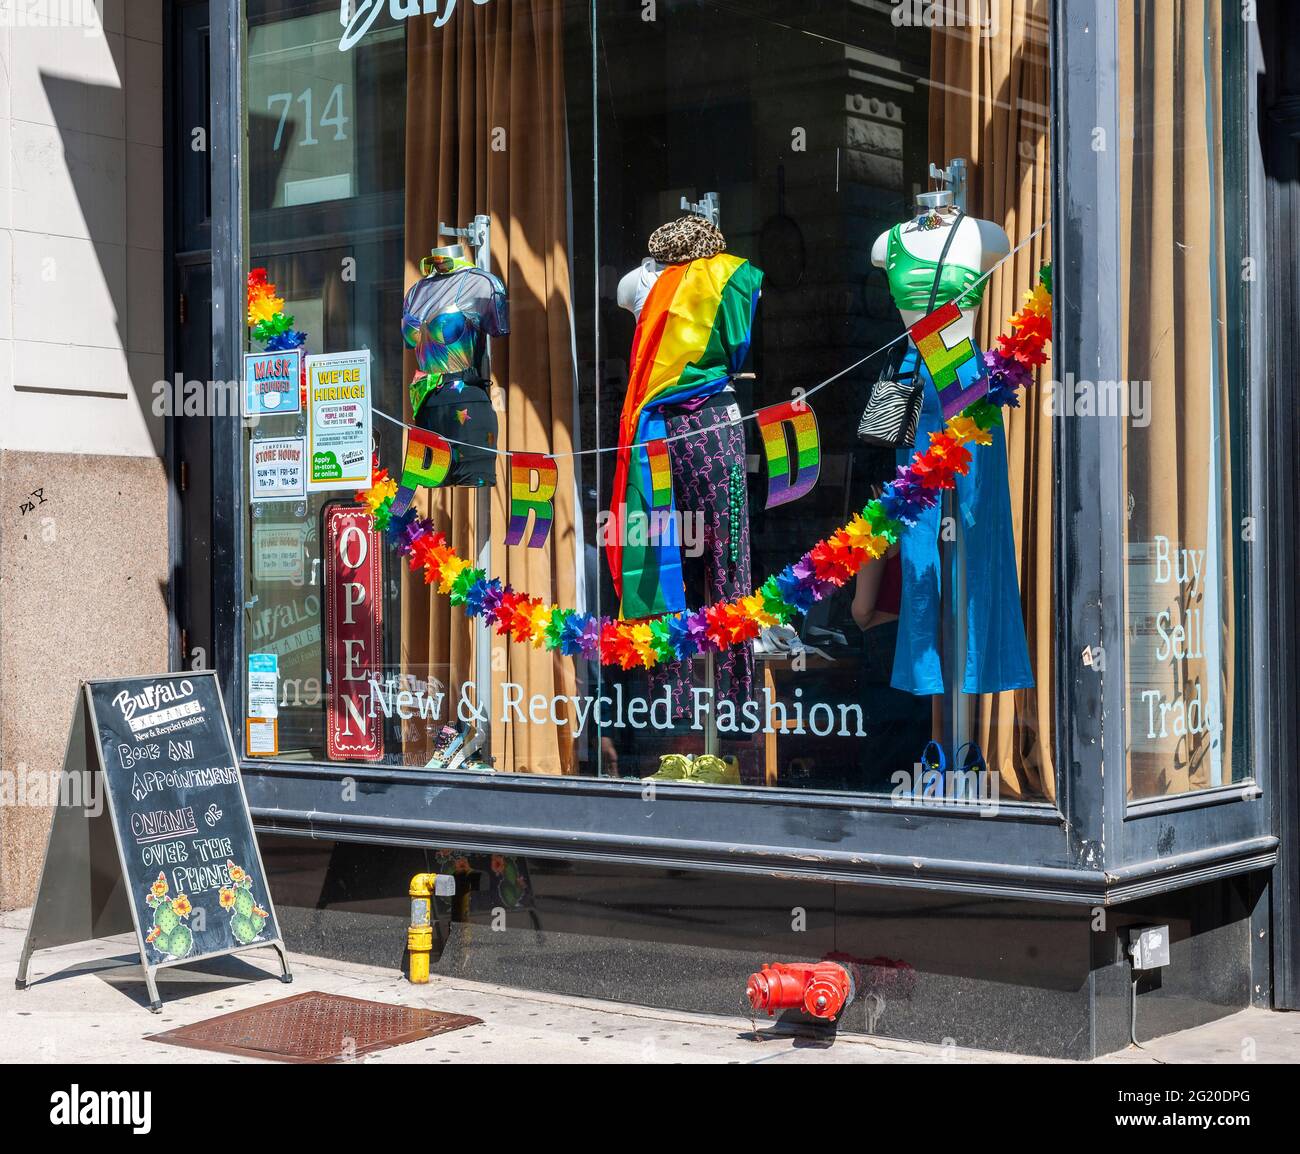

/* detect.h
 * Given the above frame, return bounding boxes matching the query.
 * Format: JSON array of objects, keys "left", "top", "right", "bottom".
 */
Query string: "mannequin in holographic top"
[
  {"left": 870, "top": 192, "right": 1033, "bottom": 699},
  {"left": 401, "top": 246, "right": 509, "bottom": 487},
  {"left": 401, "top": 248, "right": 509, "bottom": 415}
]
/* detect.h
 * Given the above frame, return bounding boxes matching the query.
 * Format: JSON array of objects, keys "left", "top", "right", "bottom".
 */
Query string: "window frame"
[{"left": 199, "top": 0, "right": 1277, "bottom": 904}]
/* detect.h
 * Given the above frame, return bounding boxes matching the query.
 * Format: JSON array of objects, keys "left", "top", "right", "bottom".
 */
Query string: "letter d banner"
[{"left": 757, "top": 400, "right": 821, "bottom": 509}]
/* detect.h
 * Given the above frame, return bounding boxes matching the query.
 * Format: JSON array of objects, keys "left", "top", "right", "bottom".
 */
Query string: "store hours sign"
[{"left": 338, "top": 0, "right": 495, "bottom": 52}]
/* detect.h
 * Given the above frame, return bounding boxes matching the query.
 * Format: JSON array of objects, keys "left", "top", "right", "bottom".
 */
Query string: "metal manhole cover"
[{"left": 147, "top": 991, "right": 481, "bottom": 1063}]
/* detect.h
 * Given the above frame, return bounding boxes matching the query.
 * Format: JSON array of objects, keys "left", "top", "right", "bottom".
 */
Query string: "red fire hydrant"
[{"left": 745, "top": 961, "right": 855, "bottom": 1022}]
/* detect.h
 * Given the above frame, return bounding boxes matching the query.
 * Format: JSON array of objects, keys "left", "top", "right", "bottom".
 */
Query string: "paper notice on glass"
[
  {"left": 252, "top": 524, "right": 308, "bottom": 583},
  {"left": 247, "top": 653, "right": 280, "bottom": 719},
  {"left": 246, "top": 717, "right": 279, "bottom": 757},
  {"left": 243, "top": 349, "right": 303, "bottom": 417},
  {"left": 250, "top": 436, "right": 307, "bottom": 502},
  {"left": 306, "top": 350, "right": 373, "bottom": 491}
]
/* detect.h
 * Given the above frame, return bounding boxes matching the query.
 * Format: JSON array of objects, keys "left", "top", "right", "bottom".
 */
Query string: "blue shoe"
[
  {"left": 918, "top": 740, "right": 946, "bottom": 799},
  {"left": 953, "top": 742, "right": 987, "bottom": 802}
]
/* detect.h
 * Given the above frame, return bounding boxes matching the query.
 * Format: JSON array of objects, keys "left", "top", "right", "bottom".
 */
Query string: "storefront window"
[
  {"left": 240, "top": 0, "right": 1056, "bottom": 800},
  {"left": 1119, "top": 0, "right": 1253, "bottom": 800}
]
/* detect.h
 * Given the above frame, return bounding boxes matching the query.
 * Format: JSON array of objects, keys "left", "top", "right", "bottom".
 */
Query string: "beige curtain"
[
  {"left": 929, "top": 0, "right": 1055, "bottom": 801},
  {"left": 401, "top": 0, "right": 578, "bottom": 775},
  {"left": 1119, "top": 0, "right": 1234, "bottom": 797}
]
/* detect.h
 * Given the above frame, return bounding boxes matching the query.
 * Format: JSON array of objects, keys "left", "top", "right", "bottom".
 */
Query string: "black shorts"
[{"left": 413, "top": 381, "right": 499, "bottom": 487}]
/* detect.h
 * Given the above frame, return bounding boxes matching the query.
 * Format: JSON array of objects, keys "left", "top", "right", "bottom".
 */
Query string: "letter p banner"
[{"left": 390, "top": 428, "right": 452, "bottom": 519}]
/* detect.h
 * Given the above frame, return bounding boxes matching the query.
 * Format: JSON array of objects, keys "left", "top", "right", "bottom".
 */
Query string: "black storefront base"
[{"left": 257, "top": 832, "right": 1264, "bottom": 1060}]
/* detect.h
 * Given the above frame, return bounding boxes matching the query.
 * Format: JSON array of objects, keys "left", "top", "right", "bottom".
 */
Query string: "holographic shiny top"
[{"left": 401, "top": 261, "right": 509, "bottom": 411}]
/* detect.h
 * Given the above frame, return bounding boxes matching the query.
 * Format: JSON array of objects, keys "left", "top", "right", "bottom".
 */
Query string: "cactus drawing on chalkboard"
[
  {"left": 219, "top": 859, "right": 270, "bottom": 945},
  {"left": 144, "top": 873, "right": 195, "bottom": 959}
]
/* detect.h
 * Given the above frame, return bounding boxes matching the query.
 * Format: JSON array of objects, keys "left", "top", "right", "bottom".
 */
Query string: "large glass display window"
[{"left": 239, "top": 0, "right": 1062, "bottom": 801}]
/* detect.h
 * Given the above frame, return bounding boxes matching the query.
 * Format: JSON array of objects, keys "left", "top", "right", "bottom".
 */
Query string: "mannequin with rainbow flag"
[{"left": 609, "top": 214, "right": 762, "bottom": 717}]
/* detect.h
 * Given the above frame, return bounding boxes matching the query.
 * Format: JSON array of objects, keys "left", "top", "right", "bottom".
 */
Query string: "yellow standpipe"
[{"left": 408, "top": 872, "right": 454, "bottom": 984}]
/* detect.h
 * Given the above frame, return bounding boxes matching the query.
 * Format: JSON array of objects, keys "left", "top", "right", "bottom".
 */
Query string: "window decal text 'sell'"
[{"left": 338, "top": 0, "right": 493, "bottom": 53}]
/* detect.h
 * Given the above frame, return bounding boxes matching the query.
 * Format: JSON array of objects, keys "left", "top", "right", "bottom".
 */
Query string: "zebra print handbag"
[
  {"left": 857, "top": 351, "right": 923, "bottom": 448},
  {"left": 857, "top": 209, "right": 965, "bottom": 449}
]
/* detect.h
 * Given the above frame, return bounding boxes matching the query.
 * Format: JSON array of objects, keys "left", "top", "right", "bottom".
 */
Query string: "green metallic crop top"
[{"left": 886, "top": 222, "right": 986, "bottom": 312}]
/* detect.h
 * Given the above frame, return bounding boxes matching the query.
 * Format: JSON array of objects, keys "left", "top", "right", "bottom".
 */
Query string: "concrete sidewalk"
[{"left": 1, "top": 909, "right": 1294, "bottom": 1064}]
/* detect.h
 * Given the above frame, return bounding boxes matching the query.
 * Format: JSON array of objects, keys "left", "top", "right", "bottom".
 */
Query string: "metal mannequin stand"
[
  {"left": 436, "top": 214, "right": 494, "bottom": 771},
  {"left": 682, "top": 191, "right": 721, "bottom": 227},
  {"left": 680, "top": 192, "right": 722, "bottom": 754},
  {"left": 929, "top": 159, "right": 971, "bottom": 760}
]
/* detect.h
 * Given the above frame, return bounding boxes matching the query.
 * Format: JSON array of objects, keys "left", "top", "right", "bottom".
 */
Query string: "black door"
[{"left": 168, "top": 1, "right": 214, "bottom": 672}]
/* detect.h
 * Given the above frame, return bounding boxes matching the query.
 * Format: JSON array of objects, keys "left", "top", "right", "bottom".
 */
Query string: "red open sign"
[{"left": 324, "top": 505, "right": 384, "bottom": 761}]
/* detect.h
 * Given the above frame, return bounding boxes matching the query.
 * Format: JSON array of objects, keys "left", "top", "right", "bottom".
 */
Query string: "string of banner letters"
[{"left": 247, "top": 251, "right": 1052, "bottom": 671}]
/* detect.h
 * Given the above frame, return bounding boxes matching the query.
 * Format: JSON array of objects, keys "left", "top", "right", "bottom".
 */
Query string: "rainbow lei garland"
[
  {"left": 247, "top": 269, "right": 308, "bottom": 350},
  {"left": 354, "top": 265, "right": 1053, "bottom": 671},
  {"left": 246, "top": 269, "right": 308, "bottom": 396}
]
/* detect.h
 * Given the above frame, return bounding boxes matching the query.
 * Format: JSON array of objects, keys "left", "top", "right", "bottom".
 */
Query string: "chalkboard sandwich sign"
[{"left": 16, "top": 672, "right": 292, "bottom": 1012}]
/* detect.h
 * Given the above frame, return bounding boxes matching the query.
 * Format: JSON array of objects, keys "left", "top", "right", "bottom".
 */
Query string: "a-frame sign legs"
[
  {"left": 15, "top": 696, "right": 142, "bottom": 999},
  {"left": 272, "top": 943, "right": 293, "bottom": 983}
]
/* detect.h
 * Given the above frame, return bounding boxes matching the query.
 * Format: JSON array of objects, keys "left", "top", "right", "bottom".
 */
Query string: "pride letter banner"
[
  {"left": 505, "top": 452, "right": 559, "bottom": 549},
  {"left": 390, "top": 428, "right": 452, "bottom": 519},
  {"left": 757, "top": 400, "right": 821, "bottom": 509},
  {"left": 910, "top": 301, "right": 987, "bottom": 418}
]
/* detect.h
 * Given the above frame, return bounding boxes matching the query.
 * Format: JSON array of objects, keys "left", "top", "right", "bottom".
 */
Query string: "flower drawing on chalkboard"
[
  {"left": 223, "top": 860, "right": 269, "bottom": 945},
  {"left": 144, "top": 875, "right": 194, "bottom": 960}
]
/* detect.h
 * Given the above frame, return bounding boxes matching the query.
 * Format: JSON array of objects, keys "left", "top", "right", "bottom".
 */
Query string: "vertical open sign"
[{"left": 324, "top": 505, "right": 384, "bottom": 761}]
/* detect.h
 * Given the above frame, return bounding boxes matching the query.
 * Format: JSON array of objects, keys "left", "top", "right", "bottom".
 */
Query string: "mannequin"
[
  {"left": 872, "top": 190, "right": 1008, "bottom": 344},
  {"left": 617, "top": 257, "right": 669, "bottom": 318},
  {"left": 609, "top": 214, "right": 761, "bottom": 717},
  {"left": 870, "top": 187, "right": 1033, "bottom": 706},
  {"left": 400, "top": 242, "right": 508, "bottom": 487}
]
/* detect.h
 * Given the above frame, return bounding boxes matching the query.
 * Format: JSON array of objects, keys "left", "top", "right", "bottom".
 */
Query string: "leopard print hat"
[{"left": 647, "top": 214, "right": 727, "bottom": 263}]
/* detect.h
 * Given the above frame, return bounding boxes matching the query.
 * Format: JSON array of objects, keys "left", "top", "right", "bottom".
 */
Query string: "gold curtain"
[
  {"left": 928, "top": 0, "right": 1055, "bottom": 801},
  {"left": 1118, "top": 0, "right": 1233, "bottom": 796},
  {"left": 402, "top": 0, "right": 578, "bottom": 775}
]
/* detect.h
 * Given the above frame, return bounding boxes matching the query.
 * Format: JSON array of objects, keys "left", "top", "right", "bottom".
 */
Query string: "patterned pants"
[{"left": 649, "top": 393, "right": 754, "bottom": 718}]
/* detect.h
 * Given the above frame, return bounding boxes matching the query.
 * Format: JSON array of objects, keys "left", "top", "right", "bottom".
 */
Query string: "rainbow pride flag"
[{"left": 608, "top": 253, "right": 762, "bottom": 619}]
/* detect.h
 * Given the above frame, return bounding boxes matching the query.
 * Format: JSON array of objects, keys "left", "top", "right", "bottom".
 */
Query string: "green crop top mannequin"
[
  {"left": 871, "top": 190, "right": 1008, "bottom": 320},
  {"left": 869, "top": 187, "right": 1034, "bottom": 715},
  {"left": 884, "top": 223, "right": 987, "bottom": 312}
]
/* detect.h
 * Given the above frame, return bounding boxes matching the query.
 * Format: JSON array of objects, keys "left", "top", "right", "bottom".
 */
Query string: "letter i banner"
[
  {"left": 910, "top": 301, "right": 988, "bottom": 419},
  {"left": 505, "top": 452, "right": 559, "bottom": 549},
  {"left": 389, "top": 428, "right": 452, "bottom": 519},
  {"left": 757, "top": 400, "right": 821, "bottom": 509},
  {"left": 645, "top": 438, "right": 674, "bottom": 516}
]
